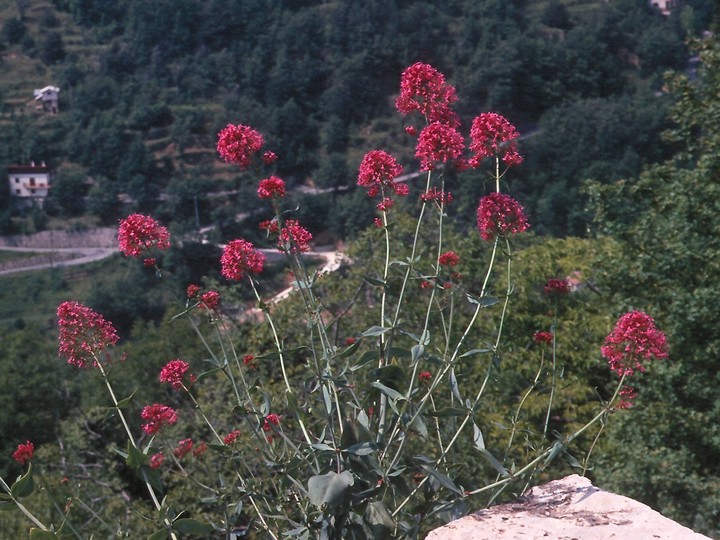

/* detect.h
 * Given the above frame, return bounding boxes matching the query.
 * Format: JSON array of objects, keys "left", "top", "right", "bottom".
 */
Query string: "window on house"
[
  {"left": 29, "top": 177, "right": 36, "bottom": 186},
  {"left": 31, "top": 189, "right": 36, "bottom": 194},
  {"left": 15, "top": 178, "right": 20, "bottom": 183},
  {"left": 15, "top": 189, "right": 21, "bottom": 194}
]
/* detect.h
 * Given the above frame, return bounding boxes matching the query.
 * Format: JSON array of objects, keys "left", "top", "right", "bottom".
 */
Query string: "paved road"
[{"left": 0, "top": 246, "right": 117, "bottom": 276}]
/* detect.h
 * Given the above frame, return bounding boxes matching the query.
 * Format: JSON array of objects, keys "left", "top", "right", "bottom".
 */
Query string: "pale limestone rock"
[{"left": 426, "top": 474, "right": 711, "bottom": 540}]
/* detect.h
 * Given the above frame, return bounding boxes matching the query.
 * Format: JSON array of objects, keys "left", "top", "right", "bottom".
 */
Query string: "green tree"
[{"left": 586, "top": 35, "right": 720, "bottom": 537}]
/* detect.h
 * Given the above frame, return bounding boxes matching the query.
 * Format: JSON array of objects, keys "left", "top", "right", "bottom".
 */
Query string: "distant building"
[
  {"left": 33, "top": 85, "right": 60, "bottom": 114},
  {"left": 650, "top": 0, "right": 679, "bottom": 15},
  {"left": 7, "top": 162, "right": 53, "bottom": 207}
]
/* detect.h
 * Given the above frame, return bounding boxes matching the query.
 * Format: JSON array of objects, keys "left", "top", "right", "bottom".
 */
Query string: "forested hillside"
[{"left": 0, "top": 0, "right": 715, "bottom": 237}]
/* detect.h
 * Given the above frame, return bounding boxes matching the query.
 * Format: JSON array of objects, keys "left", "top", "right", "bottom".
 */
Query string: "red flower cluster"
[
  {"left": 13, "top": 441, "right": 34, "bottom": 465},
  {"left": 601, "top": 311, "right": 668, "bottom": 378},
  {"left": 224, "top": 430, "right": 242, "bottom": 445},
  {"left": 221, "top": 239, "right": 265, "bottom": 281},
  {"left": 533, "top": 331, "right": 554, "bottom": 344},
  {"left": 476, "top": 193, "right": 530, "bottom": 241},
  {"left": 217, "top": 123, "right": 264, "bottom": 169},
  {"left": 617, "top": 386, "right": 639, "bottom": 409},
  {"left": 262, "top": 413, "right": 281, "bottom": 431},
  {"left": 469, "top": 113, "right": 523, "bottom": 167},
  {"left": 243, "top": 354, "right": 256, "bottom": 370},
  {"left": 262, "top": 151, "right": 278, "bottom": 165},
  {"left": 418, "top": 371, "right": 432, "bottom": 383},
  {"left": 141, "top": 404, "right": 178, "bottom": 436},
  {"left": 421, "top": 188, "right": 453, "bottom": 206},
  {"left": 544, "top": 278, "right": 571, "bottom": 295},
  {"left": 395, "top": 63, "right": 459, "bottom": 126},
  {"left": 159, "top": 359, "right": 194, "bottom": 390},
  {"left": 149, "top": 452, "right": 165, "bottom": 469},
  {"left": 416, "top": 122, "right": 465, "bottom": 171},
  {"left": 174, "top": 438, "right": 194, "bottom": 459},
  {"left": 118, "top": 213, "right": 171, "bottom": 258},
  {"left": 279, "top": 220, "right": 312, "bottom": 253},
  {"left": 199, "top": 290, "right": 221, "bottom": 310},
  {"left": 187, "top": 284, "right": 200, "bottom": 298},
  {"left": 438, "top": 251, "right": 460, "bottom": 267},
  {"left": 357, "top": 150, "right": 405, "bottom": 197},
  {"left": 257, "top": 176, "right": 286, "bottom": 199},
  {"left": 57, "top": 301, "right": 119, "bottom": 368}
]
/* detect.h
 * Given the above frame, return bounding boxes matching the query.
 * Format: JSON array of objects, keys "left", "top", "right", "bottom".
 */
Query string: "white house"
[
  {"left": 649, "top": 0, "right": 679, "bottom": 15},
  {"left": 7, "top": 162, "right": 53, "bottom": 207},
  {"left": 33, "top": 85, "right": 60, "bottom": 114}
]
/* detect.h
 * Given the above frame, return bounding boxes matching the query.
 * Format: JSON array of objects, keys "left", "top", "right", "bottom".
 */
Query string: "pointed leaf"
[
  {"left": 116, "top": 389, "right": 137, "bottom": 409},
  {"left": 371, "top": 382, "right": 405, "bottom": 401},
  {"left": 11, "top": 467, "right": 35, "bottom": 498},
  {"left": 126, "top": 442, "right": 148, "bottom": 468},
  {"left": 364, "top": 501, "right": 395, "bottom": 538},
  {"left": 473, "top": 423, "right": 485, "bottom": 450},
  {"left": 419, "top": 465, "right": 463, "bottom": 495},
  {"left": 449, "top": 368, "right": 462, "bottom": 402},
  {"left": 362, "top": 326, "right": 390, "bottom": 337},
  {"left": 476, "top": 447, "right": 510, "bottom": 478},
  {"left": 459, "top": 348, "right": 491, "bottom": 358},
  {"left": 343, "top": 442, "right": 378, "bottom": 456},
  {"left": 147, "top": 529, "right": 168, "bottom": 540},
  {"left": 173, "top": 518, "right": 215, "bottom": 534}
]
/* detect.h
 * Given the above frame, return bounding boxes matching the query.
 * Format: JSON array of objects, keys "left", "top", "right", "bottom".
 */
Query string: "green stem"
[{"left": 0, "top": 474, "right": 49, "bottom": 531}]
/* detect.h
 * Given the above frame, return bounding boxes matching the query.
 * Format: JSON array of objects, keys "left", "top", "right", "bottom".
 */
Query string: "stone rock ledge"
[{"left": 427, "top": 474, "right": 711, "bottom": 540}]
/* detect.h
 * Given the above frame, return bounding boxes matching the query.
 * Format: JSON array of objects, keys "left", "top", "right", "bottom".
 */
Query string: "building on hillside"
[
  {"left": 7, "top": 162, "right": 53, "bottom": 208},
  {"left": 33, "top": 85, "right": 60, "bottom": 114},
  {"left": 649, "top": 0, "right": 679, "bottom": 15}
]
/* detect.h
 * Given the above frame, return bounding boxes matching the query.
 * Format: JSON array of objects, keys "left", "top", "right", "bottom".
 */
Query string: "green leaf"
[
  {"left": 449, "top": 368, "right": 463, "bottom": 402},
  {"left": 371, "top": 382, "right": 405, "bottom": 401},
  {"left": 11, "top": 466, "right": 35, "bottom": 498},
  {"left": 410, "top": 413, "right": 428, "bottom": 440},
  {"left": 544, "top": 441, "right": 565, "bottom": 468},
  {"left": 363, "top": 275, "right": 387, "bottom": 287},
  {"left": 473, "top": 423, "right": 485, "bottom": 450},
  {"left": 173, "top": 518, "right": 215, "bottom": 534},
  {"left": 369, "top": 365, "right": 405, "bottom": 385},
  {"left": 466, "top": 293, "right": 499, "bottom": 307},
  {"left": 29, "top": 530, "right": 57, "bottom": 539},
  {"left": 307, "top": 470, "right": 354, "bottom": 507},
  {"left": 364, "top": 501, "right": 395, "bottom": 538},
  {"left": 337, "top": 339, "right": 361, "bottom": 358},
  {"left": 116, "top": 389, "right": 137, "bottom": 409},
  {"left": 0, "top": 500, "right": 17, "bottom": 511},
  {"left": 126, "top": 442, "right": 148, "bottom": 468},
  {"left": 459, "top": 348, "right": 491, "bottom": 358},
  {"left": 411, "top": 344, "right": 424, "bottom": 364},
  {"left": 343, "top": 442, "right": 378, "bottom": 456},
  {"left": 362, "top": 326, "right": 390, "bottom": 337},
  {"left": 311, "top": 443, "right": 334, "bottom": 452},
  {"left": 420, "top": 465, "right": 463, "bottom": 495},
  {"left": 350, "top": 351, "right": 378, "bottom": 371},
  {"left": 147, "top": 529, "right": 168, "bottom": 540},
  {"left": 475, "top": 447, "right": 510, "bottom": 478}
]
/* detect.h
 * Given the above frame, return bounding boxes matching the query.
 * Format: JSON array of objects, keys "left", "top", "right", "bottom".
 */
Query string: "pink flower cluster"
[
  {"left": 118, "top": 214, "right": 171, "bottom": 258},
  {"left": 258, "top": 176, "right": 286, "bottom": 199},
  {"left": 438, "top": 251, "right": 460, "bottom": 267},
  {"left": 224, "top": 430, "right": 242, "bottom": 445},
  {"left": 217, "top": 123, "right": 265, "bottom": 169},
  {"left": 159, "top": 359, "right": 195, "bottom": 390},
  {"left": 476, "top": 192, "right": 530, "bottom": 241},
  {"left": 141, "top": 404, "right": 178, "bottom": 435},
  {"left": 396, "top": 62, "right": 459, "bottom": 126},
  {"left": 262, "top": 413, "right": 281, "bottom": 431},
  {"left": 221, "top": 239, "right": 265, "bottom": 281},
  {"left": 601, "top": 311, "right": 668, "bottom": 378},
  {"left": 13, "top": 441, "right": 34, "bottom": 465},
  {"left": 544, "top": 278, "right": 571, "bottom": 295},
  {"left": 416, "top": 122, "right": 465, "bottom": 171},
  {"left": 357, "top": 150, "right": 405, "bottom": 196},
  {"left": 279, "top": 220, "right": 312, "bottom": 254},
  {"left": 57, "top": 301, "right": 119, "bottom": 368},
  {"left": 469, "top": 112, "right": 523, "bottom": 167},
  {"left": 533, "top": 331, "right": 553, "bottom": 345},
  {"left": 421, "top": 188, "right": 453, "bottom": 206}
]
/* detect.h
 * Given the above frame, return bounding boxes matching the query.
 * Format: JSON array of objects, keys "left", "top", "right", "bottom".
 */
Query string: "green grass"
[{"left": 0, "top": 250, "right": 41, "bottom": 263}]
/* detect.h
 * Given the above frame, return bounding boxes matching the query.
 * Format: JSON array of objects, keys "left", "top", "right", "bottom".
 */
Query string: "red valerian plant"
[
  {"left": 220, "top": 238, "right": 265, "bottom": 281},
  {"left": 12, "top": 441, "right": 34, "bottom": 465},
  {"left": 57, "top": 301, "right": 119, "bottom": 368},
  {"left": 544, "top": 278, "right": 572, "bottom": 295},
  {"left": 469, "top": 112, "right": 523, "bottom": 167},
  {"left": 257, "top": 175, "right": 286, "bottom": 199},
  {"left": 416, "top": 122, "right": 465, "bottom": 171},
  {"left": 217, "top": 123, "right": 265, "bottom": 169},
  {"left": 601, "top": 310, "right": 668, "bottom": 377},
  {"left": 159, "top": 359, "right": 194, "bottom": 390},
  {"left": 1, "top": 61, "right": 670, "bottom": 540},
  {"left": 140, "top": 404, "right": 178, "bottom": 436},
  {"left": 476, "top": 192, "right": 530, "bottom": 241},
  {"left": 118, "top": 213, "right": 171, "bottom": 258},
  {"left": 395, "top": 62, "right": 459, "bottom": 126}
]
